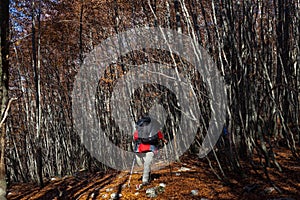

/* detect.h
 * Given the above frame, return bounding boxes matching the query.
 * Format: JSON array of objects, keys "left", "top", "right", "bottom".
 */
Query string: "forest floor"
[{"left": 7, "top": 147, "right": 300, "bottom": 200}]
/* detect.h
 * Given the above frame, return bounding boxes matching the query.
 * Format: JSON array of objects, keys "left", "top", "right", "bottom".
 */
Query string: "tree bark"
[
  {"left": 0, "top": 0, "right": 9, "bottom": 198},
  {"left": 31, "top": 0, "right": 43, "bottom": 187}
]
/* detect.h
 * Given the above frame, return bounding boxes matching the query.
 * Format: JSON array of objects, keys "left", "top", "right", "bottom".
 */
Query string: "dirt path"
[{"left": 7, "top": 149, "right": 300, "bottom": 200}]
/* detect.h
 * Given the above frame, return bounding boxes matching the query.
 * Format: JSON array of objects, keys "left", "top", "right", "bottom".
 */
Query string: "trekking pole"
[
  {"left": 127, "top": 156, "right": 136, "bottom": 187},
  {"left": 164, "top": 143, "right": 173, "bottom": 180}
]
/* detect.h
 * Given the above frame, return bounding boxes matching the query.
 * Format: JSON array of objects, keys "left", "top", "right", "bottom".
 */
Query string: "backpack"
[{"left": 135, "top": 116, "right": 159, "bottom": 145}]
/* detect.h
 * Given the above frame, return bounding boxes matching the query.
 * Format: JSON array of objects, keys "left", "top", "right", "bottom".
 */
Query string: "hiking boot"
[{"left": 135, "top": 182, "right": 149, "bottom": 190}]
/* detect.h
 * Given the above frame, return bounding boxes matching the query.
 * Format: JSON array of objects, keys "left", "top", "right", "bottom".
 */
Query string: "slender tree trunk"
[
  {"left": 79, "top": 0, "right": 84, "bottom": 64},
  {"left": 0, "top": 0, "right": 9, "bottom": 198},
  {"left": 32, "top": 0, "right": 43, "bottom": 187},
  {"left": 0, "top": 124, "right": 6, "bottom": 200}
]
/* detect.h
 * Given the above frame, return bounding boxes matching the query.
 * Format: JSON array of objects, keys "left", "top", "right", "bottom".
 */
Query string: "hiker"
[{"left": 133, "top": 114, "right": 168, "bottom": 189}]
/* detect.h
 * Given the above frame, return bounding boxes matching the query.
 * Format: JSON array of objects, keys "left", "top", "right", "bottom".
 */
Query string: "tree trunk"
[
  {"left": 0, "top": 125, "right": 7, "bottom": 200},
  {"left": 31, "top": 0, "right": 43, "bottom": 187},
  {"left": 0, "top": 0, "right": 9, "bottom": 198}
]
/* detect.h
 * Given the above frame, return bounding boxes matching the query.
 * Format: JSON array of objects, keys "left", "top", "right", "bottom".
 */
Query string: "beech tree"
[{"left": 0, "top": 0, "right": 10, "bottom": 198}]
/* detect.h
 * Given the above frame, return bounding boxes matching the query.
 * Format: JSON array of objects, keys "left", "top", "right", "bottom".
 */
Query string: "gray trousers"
[{"left": 136, "top": 152, "right": 154, "bottom": 183}]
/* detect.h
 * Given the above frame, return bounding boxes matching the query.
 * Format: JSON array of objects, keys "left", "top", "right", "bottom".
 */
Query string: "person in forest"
[{"left": 133, "top": 113, "right": 168, "bottom": 190}]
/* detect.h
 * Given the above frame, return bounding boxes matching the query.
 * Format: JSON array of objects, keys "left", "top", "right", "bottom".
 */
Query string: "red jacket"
[{"left": 134, "top": 130, "right": 164, "bottom": 153}]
